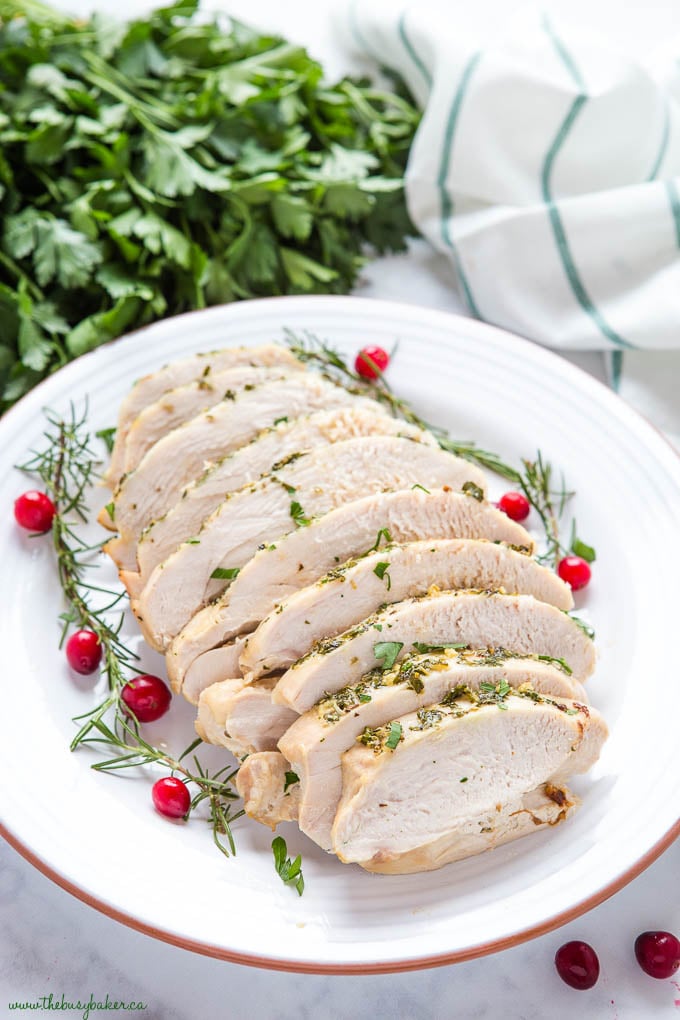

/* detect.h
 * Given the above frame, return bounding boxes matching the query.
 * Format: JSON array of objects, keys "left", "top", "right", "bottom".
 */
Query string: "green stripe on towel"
[
  {"left": 542, "top": 19, "right": 634, "bottom": 349},
  {"left": 397, "top": 11, "right": 433, "bottom": 90},
  {"left": 646, "top": 98, "right": 670, "bottom": 181},
  {"left": 438, "top": 51, "right": 483, "bottom": 318},
  {"left": 610, "top": 350, "right": 623, "bottom": 392},
  {"left": 348, "top": 0, "right": 383, "bottom": 64},
  {"left": 665, "top": 179, "right": 680, "bottom": 247}
]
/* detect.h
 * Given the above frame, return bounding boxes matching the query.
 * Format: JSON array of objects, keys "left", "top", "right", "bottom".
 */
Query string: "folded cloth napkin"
[{"left": 342, "top": 2, "right": 680, "bottom": 446}]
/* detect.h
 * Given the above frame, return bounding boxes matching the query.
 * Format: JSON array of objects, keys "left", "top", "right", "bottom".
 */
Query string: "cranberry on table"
[
  {"left": 14, "top": 490, "right": 56, "bottom": 532},
  {"left": 555, "top": 940, "right": 600, "bottom": 990},
  {"left": 65, "top": 629, "right": 102, "bottom": 675},
  {"left": 634, "top": 930, "right": 680, "bottom": 979},
  {"left": 497, "top": 490, "right": 530, "bottom": 521},
  {"left": 355, "top": 345, "right": 389, "bottom": 380},
  {"left": 121, "top": 674, "right": 171, "bottom": 723},
  {"left": 558, "top": 555, "right": 592, "bottom": 591},
  {"left": 152, "top": 777, "right": 191, "bottom": 819}
]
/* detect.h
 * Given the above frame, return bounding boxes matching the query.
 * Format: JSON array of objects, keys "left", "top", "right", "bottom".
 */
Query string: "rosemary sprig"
[
  {"left": 19, "top": 404, "right": 244, "bottom": 857},
  {"left": 18, "top": 403, "right": 133, "bottom": 670},
  {"left": 82, "top": 717, "right": 244, "bottom": 858},
  {"left": 284, "top": 329, "right": 582, "bottom": 568}
]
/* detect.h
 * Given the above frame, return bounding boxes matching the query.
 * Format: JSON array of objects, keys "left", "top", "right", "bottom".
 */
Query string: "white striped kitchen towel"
[{"left": 342, "top": 2, "right": 680, "bottom": 445}]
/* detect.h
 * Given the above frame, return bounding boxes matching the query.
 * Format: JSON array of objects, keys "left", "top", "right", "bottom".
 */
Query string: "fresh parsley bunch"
[{"left": 0, "top": 0, "right": 419, "bottom": 410}]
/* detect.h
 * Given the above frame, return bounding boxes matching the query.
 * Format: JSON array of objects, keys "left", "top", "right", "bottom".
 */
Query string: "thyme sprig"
[
  {"left": 18, "top": 404, "right": 244, "bottom": 857},
  {"left": 284, "top": 329, "right": 584, "bottom": 568}
]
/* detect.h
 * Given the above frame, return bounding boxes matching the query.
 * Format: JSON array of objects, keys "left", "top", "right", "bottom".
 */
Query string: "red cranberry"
[
  {"left": 14, "top": 490, "right": 56, "bottom": 532},
  {"left": 121, "top": 674, "right": 171, "bottom": 723},
  {"left": 498, "top": 491, "right": 530, "bottom": 521},
  {"left": 65, "top": 629, "right": 102, "bottom": 675},
  {"left": 152, "top": 777, "right": 190, "bottom": 819},
  {"left": 634, "top": 931, "right": 680, "bottom": 979},
  {"left": 558, "top": 555, "right": 592, "bottom": 591},
  {"left": 355, "top": 345, "right": 389, "bottom": 380},
  {"left": 555, "top": 940, "right": 600, "bottom": 990}
]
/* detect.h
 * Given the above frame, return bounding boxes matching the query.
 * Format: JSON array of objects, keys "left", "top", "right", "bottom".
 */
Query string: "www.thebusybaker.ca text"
[{"left": 8, "top": 993, "right": 147, "bottom": 1020}]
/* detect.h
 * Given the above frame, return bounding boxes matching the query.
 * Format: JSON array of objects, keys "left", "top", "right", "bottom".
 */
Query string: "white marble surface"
[{"left": 2, "top": 0, "right": 679, "bottom": 1017}]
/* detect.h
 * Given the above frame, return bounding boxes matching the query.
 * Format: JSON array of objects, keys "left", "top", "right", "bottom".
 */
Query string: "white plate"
[{"left": 1, "top": 296, "right": 678, "bottom": 973}]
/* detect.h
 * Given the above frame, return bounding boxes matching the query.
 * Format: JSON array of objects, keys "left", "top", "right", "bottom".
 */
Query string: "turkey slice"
[
  {"left": 331, "top": 690, "right": 607, "bottom": 864},
  {"left": 234, "top": 752, "right": 578, "bottom": 871},
  {"left": 361, "top": 784, "right": 578, "bottom": 874},
  {"left": 122, "top": 362, "right": 304, "bottom": 476},
  {"left": 168, "top": 487, "right": 535, "bottom": 702},
  {"left": 105, "top": 372, "right": 360, "bottom": 569},
  {"left": 132, "top": 436, "right": 487, "bottom": 650},
  {"left": 239, "top": 539, "right": 573, "bottom": 681},
  {"left": 273, "top": 590, "right": 596, "bottom": 713},
  {"left": 129, "top": 404, "right": 429, "bottom": 593},
  {"left": 105, "top": 343, "right": 299, "bottom": 487},
  {"left": 225, "top": 650, "right": 587, "bottom": 846}
]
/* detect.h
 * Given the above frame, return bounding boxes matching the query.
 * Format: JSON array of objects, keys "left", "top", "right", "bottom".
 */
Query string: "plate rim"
[
  {"left": 2, "top": 294, "right": 679, "bottom": 973},
  {"left": 3, "top": 820, "right": 678, "bottom": 974}
]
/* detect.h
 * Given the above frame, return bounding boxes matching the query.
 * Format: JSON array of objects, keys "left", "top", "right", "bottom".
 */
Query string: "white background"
[{"left": 2, "top": 1, "right": 679, "bottom": 1018}]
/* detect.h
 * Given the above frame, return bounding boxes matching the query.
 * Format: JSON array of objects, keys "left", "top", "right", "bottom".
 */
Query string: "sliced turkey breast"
[
  {"left": 100, "top": 364, "right": 303, "bottom": 533},
  {"left": 167, "top": 488, "right": 535, "bottom": 701},
  {"left": 234, "top": 753, "right": 577, "bottom": 869},
  {"left": 273, "top": 590, "right": 596, "bottom": 713},
  {"left": 132, "top": 438, "right": 488, "bottom": 651},
  {"left": 331, "top": 690, "right": 607, "bottom": 864},
  {"left": 122, "top": 363, "right": 305, "bottom": 477},
  {"left": 236, "top": 752, "right": 302, "bottom": 831},
  {"left": 227, "top": 650, "right": 586, "bottom": 844},
  {"left": 130, "top": 405, "right": 430, "bottom": 592},
  {"left": 105, "top": 372, "right": 360, "bottom": 570},
  {"left": 361, "top": 784, "right": 577, "bottom": 874},
  {"left": 195, "top": 676, "right": 297, "bottom": 757},
  {"left": 105, "top": 343, "right": 299, "bottom": 487},
  {"left": 240, "top": 539, "right": 573, "bottom": 681}
]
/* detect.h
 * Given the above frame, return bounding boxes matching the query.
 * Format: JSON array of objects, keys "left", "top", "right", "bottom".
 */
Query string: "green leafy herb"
[
  {"left": 0, "top": 0, "right": 419, "bottom": 411},
  {"left": 373, "top": 561, "right": 391, "bottom": 590},
  {"left": 95, "top": 427, "right": 116, "bottom": 453},
  {"left": 210, "top": 567, "right": 240, "bottom": 581},
  {"left": 368, "top": 526, "right": 393, "bottom": 552},
  {"left": 461, "top": 480, "right": 484, "bottom": 502},
  {"left": 104, "top": 500, "right": 115, "bottom": 522},
  {"left": 570, "top": 521, "right": 597, "bottom": 563},
  {"left": 569, "top": 614, "right": 596, "bottom": 640},
  {"left": 406, "top": 673, "right": 424, "bottom": 694},
  {"left": 384, "top": 721, "right": 403, "bottom": 750},
  {"left": 373, "top": 640, "right": 404, "bottom": 670},
  {"left": 273, "top": 416, "right": 288, "bottom": 426},
  {"left": 411, "top": 482, "right": 430, "bottom": 493},
  {"left": 290, "top": 500, "right": 310, "bottom": 527},
  {"left": 479, "top": 679, "right": 512, "bottom": 709},
  {"left": 412, "top": 641, "right": 466, "bottom": 654},
  {"left": 271, "top": 836, "right": 305, "bottom": 896},
  {"left": 460, "top": 777, "right": 468, "bottom": 783},
  {"left": 283, "top": 770, "right": 299, "bottom": 794},
  {"left": 537, "top": 654, "right": 573, "bottom": 676}
]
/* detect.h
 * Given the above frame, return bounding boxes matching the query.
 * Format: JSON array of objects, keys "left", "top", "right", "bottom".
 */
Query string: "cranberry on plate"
[
  {"left": 14, "top": 491, "right": 56, "bottom": 532},
  {"left": 121, "top": 674, "right": 171, "bottom": 723},
  {"left": 65, "top": 629, "right": 102, "bottom": 675},
  {"left": 152, "top": 777, "right": 191, "bottom": 819},
  {"left": 355, "top": 345, "right": 389, "bottom": 380}
]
